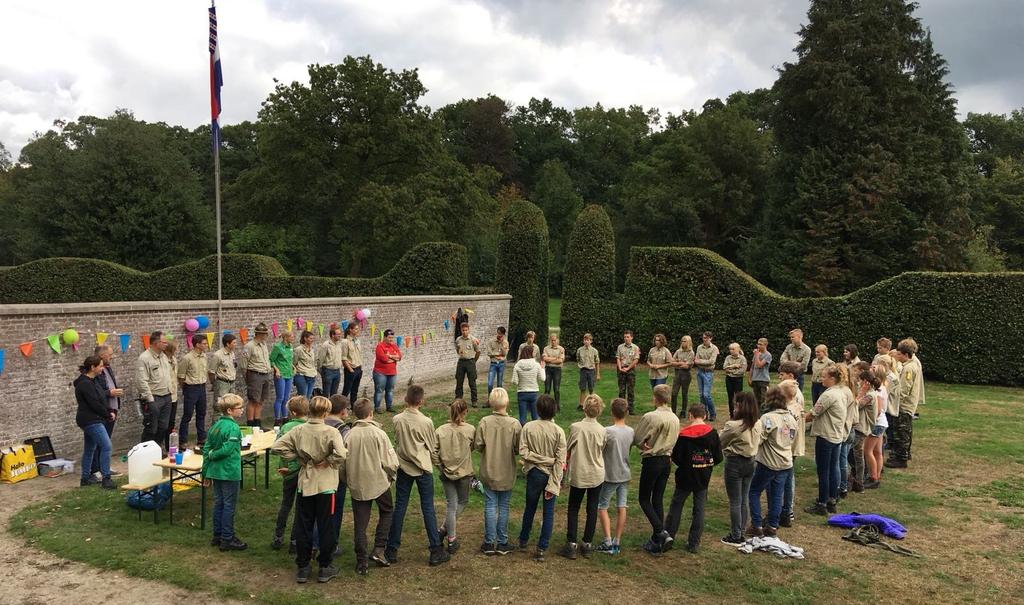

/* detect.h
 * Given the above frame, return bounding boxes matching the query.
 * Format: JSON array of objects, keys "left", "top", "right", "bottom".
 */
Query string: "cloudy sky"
[{"left": 1, "top": 0, "right": 1021, "bottom": 158}]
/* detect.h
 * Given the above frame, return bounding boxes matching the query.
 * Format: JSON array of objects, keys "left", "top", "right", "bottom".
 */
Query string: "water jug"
[
  {"left": 127, "top": 440, "right": 164, "bottom": 485},
  {"left": 168, "top": 430, "right": 179, "bottom": 461}
]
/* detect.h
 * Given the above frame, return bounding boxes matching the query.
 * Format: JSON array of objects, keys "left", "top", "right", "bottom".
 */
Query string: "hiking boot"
[
  {"left": 838, "top": 489, "right": 848, "bottom": 500},
  {"left": 317, "top": 565, "right": 339, "bottom": 583},
  {"left": 533, "top": 548, "right": 546, "bottom": 562},
  {"left": 763, "top": 526, "right": 778, "bottom": 537},
  {"left": 642, "top": 539, "right": 661, "bottom": 556},
  {"left": 446, "top": 538, "right": 460, "bottom": 555},
  {"left": 428, "top": 546, "right": 451, "bottom": 567},
  {"left": 383, "top": 549, "right": 398, "bottom": 565},
  {"left": 780, "top": 513, "right": 793, "bottom": 528},
  {"left": 864, "top": 479, "right": 881, "bottom": 489},
  {"left": 480, "top": 542, "right": 497, "bottom": 556},
  {"left": 686, "top": 543, "right": 700, "bottom": 554},
  {"left": 558, "top": 542, "right": 579, "bottom": 560},
  {"left": 579, "top": 542, "right": 592, "bottom": 559},
  {"left": 219, "top": 537, "right": 248, "bottom": 551},
  {"left": 852, "top": 483, "right": 865, "bottom": 494},
  {"left": 517, "top": 539, "right": 528, "bottom": 551},
  {"left": 658, "top": 530, "right": 674, "bottom": 553},
  {"left": 721, "top": 534, "right": 744, "bottom": 545},
  {"left": 79, "top": 476, "right": 98, "bottom": 487},
  {"left": 826, "top": 500, "right": 838, "bottom": 514},
  {"left": 745, "top": 524, "right": 764, "bottom": 537},
  {"left": 371, "top": 547, "right": 391, "bottom": 567},
  {"left": 355, "top": 563, "right": 368, "bottom": 576},
  {"left": 804, "top": 502, "right": 828, "bottom": 516},
  {"left": 101, "top": 477, "right": 116, "bottom": 489},
  {"left": 437, "top": 525, "right": 448, "bottom": 545},
  {"left": 884, "top": 459, "right": 907, "bottom": 469},
  {"left": 495, "top": 542, "right": 514, "bottom": 555},
  {"left": 271, "top": 534, "right": 283, "bottom": 550},
  {"left": 210, "top": 536, "right": 222, "bottom": 547},
  {"left": 296, "top": 566, "right": 312, "bottom": 584}
]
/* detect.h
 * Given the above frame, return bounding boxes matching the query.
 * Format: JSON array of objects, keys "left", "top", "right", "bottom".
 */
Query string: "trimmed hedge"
[
  {"left": 495, "top": 200, "right": 549, "bottom": 354},
  {"left": 619, "top": 247, "right": 1024, "bottom": 386},
  {"left": 560, "top": 204, "right": 622, "bottom": 357},
  {"left": 0, "top": 242, "right": 471, "bottom": 303}
]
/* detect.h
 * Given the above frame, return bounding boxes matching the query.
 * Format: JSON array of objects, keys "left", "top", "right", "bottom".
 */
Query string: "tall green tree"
[
  {"left": 510, "top": 98, "right": 575, "bottom": 193},
  {"left": 963, "top": 109, "right": 1024, "bottom": 177},
  {"left": 531, "top": 159, "right": 583, "bottom": 293},
  {"left": 438, "top": 95, "right": 517, "bottom": 179},
  {"left": 747, "top": 0, "right": 973, "bottom": 295}
]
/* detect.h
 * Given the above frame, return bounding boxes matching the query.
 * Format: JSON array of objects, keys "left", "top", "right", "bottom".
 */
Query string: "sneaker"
[
  {"left": 686, "top": 543, "right": 699, "bottom": 554},
  {"left": 79, "top": 476, "right": 98, "bottom": 487},
  {"left": 558, "top": 542, "right": 579, "bottom": 560},
  {"left": 355, "top": 563, "right": 368, "bottom": 576},
  {"left": 296, "top": 566, "right": 312, "bottom": 584},
  {"left": 517, "top": 539, "right": 528, "bottom": 551},
  {"left": 804, "top": 502, "right": 828, "bottom": 516},
  {"left": 109, "top": 470, "right": 125, "bottom": 478},
  {"left": 884, "top": 459, "right": 907, "bottom": 469},
  {"left": 438, "top": 525, "right": 448, "bottom": 545},
  {"left": 219, "top": 537, "right": 248, "bottom": 551},
  {"left": 271, "top": 535, "right": 283, "bottom": 550},
  {"left": 383, "top": 549, "right": 398, "bottom": 565},
  {"left": 533, "top": 548, "right": 546, "bottom": 562},
  {"left": 210, "top": 537, "right": 222, "bottom": 547},
  {"left": 658, "top": 530, "right": 674, "bottom": 553},
  {"left": 495, "top": 542, "right": 514, "bottom": 555},
  {"left": 642, "top": 539, "right": 661, "bottom": 556},
  {"left": 780, "top": 513, "right": 793, "bottom": 528},
  {"left": 317, "top": 565, "right": 339, "bottom": 583},
  {"left": 579, "top": 542, "right": 592, "bottom": 559},
  {"left": 447, "top": 538, "right": 460, "bottom": 555},
  {"left": 864, "top": 479, "right": 881, "bottom": 489},
  {"left": 745, "top": 524, "right": 763, "bottom": 537},
  {"left": 826, "top": 499, "right": 838, "bottom": 514},
  {"left": 92, "top": 471, "right": 103, "bottom": 481},
  {"left": 721, "top": 534, "right": 744, "bottom": 545},
  {"left": 852, "top": 483, "right": 865, "bottom": 494},
  {"left": 428, "top": 546, "right": 451, "bottom": 567},
  {"left": 838, "top": 489, "right": 849, "bottom": 500},
  {"left": 100, "top": 477, "right": 116, "bottom": 490},
  {"left": 763, "top": 526, "right": 778, "bottom": 537},
  {"left": 594, "top": 541, "right": 614, "bottom": 554},
  {"left": 480, "top": 542, "right": 497, "bottom": 556},
  {"left": 371, "top": 547, "right": 391, "bottom": 567}
]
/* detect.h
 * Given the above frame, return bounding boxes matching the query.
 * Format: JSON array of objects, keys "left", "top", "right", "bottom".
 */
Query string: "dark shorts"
[
  {"left": 579, "top": 368, "right": 596, "bottom": 392},
  {"left": 245, "top": 370, "right": 272, "bottom": 404}
]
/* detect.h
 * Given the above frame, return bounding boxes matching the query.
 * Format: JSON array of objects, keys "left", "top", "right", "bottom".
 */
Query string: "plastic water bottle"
[{"left": 168, "top": 430, "right": 179, "bottom": 461}]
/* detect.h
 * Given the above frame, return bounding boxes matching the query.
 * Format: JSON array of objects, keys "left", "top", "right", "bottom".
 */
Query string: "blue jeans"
[
  {"left": 342, "top": 366, "right": 363, "bottom": 400},
  {"left": 294, "top": 374, "right": 316, "bottom": 400},
  {"left": 517, "top": 391, "right": 539, "bottom": 425},
  {"left": 81, "top": 422, "right": 111, "bottom": 481},
  {"left": 213, "top": 479, "right": 240, "bottom": 541},
  {"left": 273, "top": 376, "right": 293, "bottom": 419},
  {"left": 815, "top": 437, "right": 842, "bottom": 504},
  {"left": 650, "top": 377, "right": 667, "bottom": 389},
  {"left": 782, "top": 467, "right": 796, "bottom": 517},
  {"left": 519, "top": 468, "right": 556, "bottom": 550},
  {"left": 373, "top": 372, "right": 396, "bottom": 411},
  {"left": 697, "top": 369, "right": 715, "bottom": 419},
  {"left": 748, "top": 463, "right": 787, "bottom": 529},
  {"left": 839, "top": 432, "right": 855, "bottom": 491},
  {"left": 320, "top": 367, "right": 341, "bottom": 396},
  {"left": 796, "top": 373, "right": 805, "bottom": 393},
  {"left": 487, "top": 361, "right": 506, "bottom": 393},
  {"left": 811, "top": 382, "right": 826, "bottom": 404},
  {"left": 483, "top": 487, "right": 512, "bottom": 545},
  {"left": 387, "top": 469, "right": 441, "bottom": 552}
]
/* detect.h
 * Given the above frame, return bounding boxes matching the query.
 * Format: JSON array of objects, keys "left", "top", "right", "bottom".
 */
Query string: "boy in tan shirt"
[
  {"left": 518, "top": 394, "right": 567, "bottom": 561},
  {"left": 383, "top": 385, "right": 449, "bottom": 567},
  {"left": 343, "top": 398, "right": 399, "bottom": 575},
  {"left": 576, "top": 333, "right": 601, "bottom": 408},
  {"left": 559, "top": 394, "right": 606, "bottom": 560},
  {"left": 634, "top": 384, "right": 681, "bottom": 555},
  {"left": 474, "top": 387, "right": 522, "bottom": 555}
]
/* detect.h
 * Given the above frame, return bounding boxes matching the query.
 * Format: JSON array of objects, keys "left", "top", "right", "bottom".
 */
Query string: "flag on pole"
[{"left": 209, "top": 3, "right": 223, "bottom": 150}]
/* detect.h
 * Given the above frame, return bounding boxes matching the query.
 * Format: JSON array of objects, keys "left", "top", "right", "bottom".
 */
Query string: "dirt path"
[{"left": 0, "top": 461, "right": 235, "bottom": 605}]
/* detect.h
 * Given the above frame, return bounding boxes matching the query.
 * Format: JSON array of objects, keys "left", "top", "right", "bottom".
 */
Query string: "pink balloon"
[
  {"left": 355, "top": 310, "right": 367, "bottom": 321},
  {"left": 184, "top": 318, "right": 199, "bottom": 332}
]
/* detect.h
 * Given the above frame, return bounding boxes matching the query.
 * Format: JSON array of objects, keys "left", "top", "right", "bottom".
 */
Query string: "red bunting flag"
[
  {"left": 142, "top": 334, "right": 151, "bottom": 350},
  {"left": 18, "top": 342, "right": 33, "bottom": 357}
]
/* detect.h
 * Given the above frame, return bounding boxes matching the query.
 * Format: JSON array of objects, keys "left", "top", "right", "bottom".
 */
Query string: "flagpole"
[
  {"left": 215, "top": 131, "right": 223, "bottom": 334},
  {"left": 210, "top": 0, "right": 223, "bottom": 335}
]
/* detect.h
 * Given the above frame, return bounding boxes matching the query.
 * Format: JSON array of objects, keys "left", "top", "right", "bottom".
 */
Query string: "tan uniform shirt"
[
  {"left": 576, "top": 345, "right": 600, "bottom": 370},
  {"left": 456, "top": 335, "right": 480, "bottom": 360},
  {"left": 673, "top": 348, "right": 695, "bottom": 372},
  {"left": 811, "top": 357, "right": 834, "bottom": 383},
  {"left": 616, "top": 343, "right": 641, "bottom": 372},
  {"left": 720, "top": 419, "right": 758, "bottom": 458},
  {"left": 856, "top": 389, "right": 878, "bottom": 435},
  {"left": 343, "top": 419, "right": 398, "bottom": 501},
  {"left": 341, "top": 337, "right": 363, "bottom": 369},
  {"left": 177, "top": 349, "right": 208, "bottom": 385},
  {"left": 392, "top": 407, "right": 438, "bottom": 477},
  {"left": 633, "top": 406, "right": 680, "bottom": 457},
  {"left": 810, "top": 386, "right": 848, "bottom": 444},
  {"left": 753, "top": 409, "right": 798, "bottom": 471},
  {"left": 723, "top": 353, "right": 748, "bottom": 377},
  {"left": 782, "top": 342, "right": 813, "bottom": 373},
  {"left": 241, "top": 340, "right": 271, "bottom": 374},
  {"left": 136, "top": 348, "right": 172, "bottom": 401},
  {"left": 435, "top": 422, "right": 476, "bottom": 480},
  {"left": 899, "top": 356, "right": 925, "bottom": 414},
  {"left": 567, "top": 417, "right": 606, "bottom": 488},
  {"left": 209, "top": 347, "right": 236, "bottom": 382},
  {"left": 485, "top": 337, "right": 509, "bottom": 361},
  {"left": 520, "top": 419, "right": 567, "bottom": 495},
  {"left": 886, "top": 371, "right": 902, "bottom": 416},
  {"left": 647, "top": 346, "right": 672, "bottom": 380},
  {"left": 543, "top": 345, "right": 565, "bottom": 368},
  {"left": 694, "top": 343, "right": 720, "bottom": 370},
  {"left": 474, "top": 412, "right": 522, "bottom": 491},
  {"left": 788, "top": 397, "right": 807, "bottom": 457},
  {"left": 293, "top": 345, "right": 317, "bottom": 378},
  {"left": 517, "top": 341, "right": 542, "bottom": 362},
  {"left": 271, "top": 418, "right": 348, "bottom": 495},
  {"left": 842, "top": 386, "right": 858, "bottom": 438},
  {"left": 316, "top": 340, "right": 344, "bottom": 370}
]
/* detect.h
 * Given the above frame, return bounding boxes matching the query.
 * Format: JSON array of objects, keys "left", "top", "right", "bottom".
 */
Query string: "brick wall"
[{"left": 0, "top": 294, "right": 510, "bottom": 460}]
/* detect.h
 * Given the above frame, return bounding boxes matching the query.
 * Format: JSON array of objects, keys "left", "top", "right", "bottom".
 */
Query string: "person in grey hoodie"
[{"left": 511, "top": 345, "right": 546, "bottom": 425}]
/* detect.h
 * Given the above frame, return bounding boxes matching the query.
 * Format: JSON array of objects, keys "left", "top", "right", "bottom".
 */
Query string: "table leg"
[
  {"left": 169, "top": 472, "right": 175, "bottom": 525},
  {"left": 201, "top": 478, "right": 207, "bottom": 530},
  {"left": 264, "top": 451, "right": 270, "bottom": 489}
]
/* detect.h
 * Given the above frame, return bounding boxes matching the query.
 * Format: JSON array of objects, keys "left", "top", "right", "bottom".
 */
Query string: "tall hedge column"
[
  {"left": 495, "top": 200, "right": 549, "bottom": 357},
  {"left": 560, "top": 204, "right": 618, "bottom": 357}
]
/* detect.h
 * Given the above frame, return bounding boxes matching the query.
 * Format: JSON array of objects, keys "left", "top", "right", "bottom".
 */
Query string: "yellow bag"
[{"left": 0, "top": 444, "right": 38, "bottom": 484}]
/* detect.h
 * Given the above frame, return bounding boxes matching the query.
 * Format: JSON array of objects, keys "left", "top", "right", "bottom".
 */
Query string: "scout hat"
[{"left": 254, "top": 322, "right": 270, "bottom": 335}]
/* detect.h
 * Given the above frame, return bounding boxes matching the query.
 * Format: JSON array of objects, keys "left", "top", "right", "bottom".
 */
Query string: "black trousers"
[
  {"left": 544, "top": 366, "right": 563, "bottom": 408},
  {"left": 274, "top": 473, "right": 300, "bottom": 542},
  {"left": 638, "top": 456, "right": 671, "bottom": 538},
  {"left": 725, "top": 376, "right": 744, "bottom": 418},
  {"left": 455, "top": 359, "right": 478, "bottom": 404},
  {"left": 296, "top": 492, "right": 338, "bottom": 568},
  {"left": 671, "top": 370, "right": 692, "bottom": 415},
  {"left": 664, "top": 485, "right": 708, "bottom": 548},
  {"left": 566, "top": 484, "right": 601, "bottom": 543},
  {"left": 352, "top": 490, "right": 394, "bottom": 566},
  {"left": 140, "top": 394, "right": 172, "bottom": 446}
]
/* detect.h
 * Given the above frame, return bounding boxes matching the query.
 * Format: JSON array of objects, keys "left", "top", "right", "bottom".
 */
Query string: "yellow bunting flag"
[
  {"left": 96, "top": 332, "right": 109, "bottom": 346},
  {"left": 287, "top": 319, "right": 293, "bottom": 333},
  {"left": 306, "top": 321, "right": 312, "bottom": 331},
  {"left": 206, "top": 332, "right": 215, "bottom": 348}
]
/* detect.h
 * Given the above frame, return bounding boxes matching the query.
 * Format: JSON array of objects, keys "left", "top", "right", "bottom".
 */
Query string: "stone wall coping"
[{"left": 0, "top": 293, "right": 512, "bottom": 316}]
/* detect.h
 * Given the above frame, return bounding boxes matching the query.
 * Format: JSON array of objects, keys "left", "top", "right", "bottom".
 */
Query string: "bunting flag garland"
[
  {"left": 19, "top": 342, "right": 32, "bottom": 358},
  {"left": 205, "top": 332, "right": 214, "bottom": 348},
  {"left": 271, "top": 322, "right": 280, "bottom": 338},
  {"left": 297, "top": 317, "right": 305, "bottom": 330},
  {"left": 286, "top": 319, "right": 294, "bottom": 333},
  {"left": 444, "top": 320, "right": 449, "bottom": 331},
  {"left": 46, "top": 335, "right": 61, "bottom": 354},
  {"left": 119, "top": 333, "right": 131, "bottom": 352},
  {"left": 96, "top": 332, "right": 109, "bottom": 346},
  {"left": 239, "top": 328, "right": 249, "bottom": 344},
  {"left": 72, "top": 343, "right": 80, "bottom": 352},
  {"left": 305, "top": 320, "right": 312, "bottom": 331},
  {"left": 341, "top": 320, "right": 349, "bottom": 331},
  {"left": 142, "top": 334, "right": 151, "bottom": 350},
  {"left": 0, "top": 349, "right": 5, "bottom": 375},
  {"left": 318, "top": 323, "right": 325, "bottom": 337},
  {"left": 396, "top": 336, "right": 404, "bottom": 348}
]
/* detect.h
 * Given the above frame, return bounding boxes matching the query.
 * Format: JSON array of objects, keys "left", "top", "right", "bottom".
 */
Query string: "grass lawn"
[
  {"left": 548, "top": 297, "right": 561, "bottom": 328},
  {"left": 10, "top": 368, "right": 1024, "bottom": 604}
]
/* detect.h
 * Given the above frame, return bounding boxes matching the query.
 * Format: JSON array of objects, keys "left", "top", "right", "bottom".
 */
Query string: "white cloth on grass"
[{"left": 736, "top": 536, "right": 805, "bottom": 559}]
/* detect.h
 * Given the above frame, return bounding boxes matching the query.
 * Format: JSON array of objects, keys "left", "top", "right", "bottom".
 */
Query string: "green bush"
[
  {"left": 619, "top": 247, "right": 1024, "bottom": 386},
  {"left": 495, "top": 200, "right": 549, "bottom": 353},
  {"left": 560, "top": 204, "right": 622, "bottom": 357},
  {"left": 0, "top": 242, "right": 471, "bottom": 303}
]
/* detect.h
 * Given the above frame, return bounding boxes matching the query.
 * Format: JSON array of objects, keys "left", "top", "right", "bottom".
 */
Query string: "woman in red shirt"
[{"left": 373, "top": 329, "right": 403, "bottom": 412}]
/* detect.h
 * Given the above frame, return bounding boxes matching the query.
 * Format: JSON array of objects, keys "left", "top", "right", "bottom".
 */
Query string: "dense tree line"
[{"left": 1, "top": 0, "right": 1021, "bottom": 295}]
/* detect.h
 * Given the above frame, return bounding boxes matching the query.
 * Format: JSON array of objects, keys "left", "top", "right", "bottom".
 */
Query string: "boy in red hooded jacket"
[{"left": 664, "top": 403, "right": 722, "bottom": 553}]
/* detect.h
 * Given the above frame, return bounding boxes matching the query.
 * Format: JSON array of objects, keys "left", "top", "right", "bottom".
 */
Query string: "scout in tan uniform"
[
  {"left": 136, "top": 330, "right": 172, "bottom": 445},
  {"left": 719, "top": 392, "right": 759, "bottom": 544},
  {"left": 293, "top": 330, "right": 318, "bottom": 400},
  {"left": 559, "top": 394, "right": 606, "bottom": 559},
  {"left": 810, "top": 344, "right": 834, "bottom": 404},
  {"left": 342, "top": 398, "right": 398, "bottom": 575},
  {"left": 634, "top": 384, "right": 681, "bottom": 554},
  {"left": 485, "top": 326, "right": 510, "bottom": 396},
  {"left": 384, "top": 385, "right": 450, "bottom": 567},
  {"left": 671, "top": 335, "right": 696, "bottom": 416},
  {"left": 777, "top": 379, "right": 805, "bottom": 526},
  {"left": 616, "top": 330, "right": 641, "bottom": 414},
  {"left": 454, "top": 322, "right": 481, "bottom": 406},
  {"left": 177, "top": 334, "right": 210, "bottom": 447},
  {"left": 576, "top": 333, "right": 601, "bottom": 408},
  {"left": 694, "top": 332, "right": 721, "bottom": 421},
  {"left": 208, "top": 333, "right": 237, "bottom": 401},
  {"left": 316, "top": 326, "right": 345, "bottom": 397},
  {"left": 747, "top": 387, "right": 798, "bottom": 536},
  {"left": 804, "top": 366, "right": 847, "bottom": 515},
  {"left": 518, "top": 394, "right": 567, "bottom": 561},
  {"left": 723, "top": 342, "right": 748, "bottom": 419},
  {"left": 646, "top": 333, "right": 673, "bottom": 390},
  {"left": 435, "top": 399, "right": 476, "bottom": 555},
  {"left": 474, "top": 387, "right": 522, "bottom": 554},
  {"left": 780, "top": 328, "right": 813, "bottom": 391},
  {"left": 542, "top": 333, "right": 566, "bottom": 410},
  {"left": 341, "top": 323, "right": 364, "bottom": 401},
  {"left": 517, "top": 330, "right": 542, "bottom": 362},
  {"left": 241, "top": 322, "right": 272, "bottom": 427},
  {"left": 886, "top": 338, "right": 924, "bottom": 468}
]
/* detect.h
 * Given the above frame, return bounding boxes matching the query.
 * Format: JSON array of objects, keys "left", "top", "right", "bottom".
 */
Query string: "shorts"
[
  {"left": 245, "top": 370, "right": 272, "bottom": 404},
  {"left": 579, "top": 368, "right": 596, "bottom": 392},
  {"left": 597, "top": 480, "right": 629, "bottom": 510},
  {"left": 870, "top": 425, "right": 886, "bottom": 437}
]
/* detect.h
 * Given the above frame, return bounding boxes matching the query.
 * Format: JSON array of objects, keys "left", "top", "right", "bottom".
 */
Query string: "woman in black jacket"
[{"left": 77, "top": 355, "right": 115, "bottom": 488}]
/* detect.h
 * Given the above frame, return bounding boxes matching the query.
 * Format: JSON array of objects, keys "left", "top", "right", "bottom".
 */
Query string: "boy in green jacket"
[{"left": 204, "top": 394, "right": 247, "bottom": 552}]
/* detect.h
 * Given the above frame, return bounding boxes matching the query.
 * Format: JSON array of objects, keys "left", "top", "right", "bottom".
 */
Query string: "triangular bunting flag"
[
  {"left": 239, "top": 328, "right": 249, "bottom": 344},
  {"left": 287, "top": 319, "right": 294, "bottom": 333},
  {"left": 96, "top": 332, "right": 109, "bottom": 346},
  {"left": 119, "top": 333, "right": 130, "bottom": 352},
  {"left": 142, "top": 334, "right": 151, "bottom": 350},
  {"left": 297, "top": 317, "right": 305, "bottom": 330},
  {"left": 444, "top": 320, "right": 449, "bottom": 331},
  {"left": 318, "top": 323, "right": 325, "bottom": 337},
  {"left": 305, "top": 320, "right": 312, "bottom": 331},
  {"left": 396, "top": 336, "right": 404, "bottom": 348},
  {"left": 0, "top": 349, "right": 5, "bottom": 374},
  {"left": 341, "top": 320, "right": 349, "bottom": 331},
  {"left": 72, "top": 343, "right": 80, "bottom": 352},
  {"left": 271, "top": 322, "right": 279, "bottom": 338},
  {"left": 206, "top": 332, "right": 215, "bottom": 348},
  {"left": 19, "top": 342, "right": 33, "bottom": 357},
  {"left": 47, "top": 335, "right": 61, "bottom": 354}
]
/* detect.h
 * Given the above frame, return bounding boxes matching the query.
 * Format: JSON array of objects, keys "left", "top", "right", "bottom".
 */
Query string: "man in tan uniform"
[
  {"left": 177, "top": 334, "right": 209, "bottom": 447},
  {"left": 454, "top": 323, "right": 481, "bottom": 407},
  {"left": 208, "top": 333, "right": 237, "bottom": 401},
  {"left": 886, "top": 339, "right": 924, "bottom": 468},
  {"left": 241, "top": 323, "right": 272, "bottom": 427}
]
